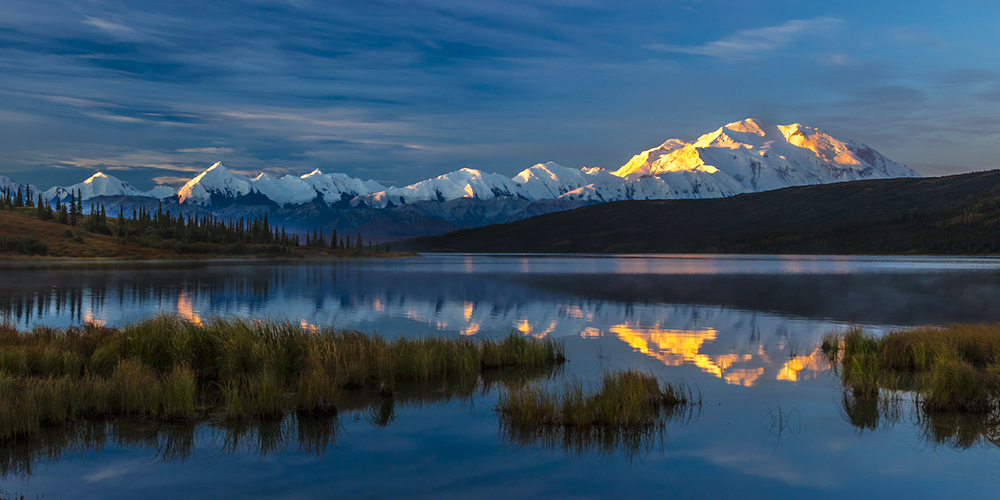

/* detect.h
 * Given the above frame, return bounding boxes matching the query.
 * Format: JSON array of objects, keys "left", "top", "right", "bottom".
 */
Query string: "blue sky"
[{"left": 1, "top": 0, "right": 999, "bottom": 190}]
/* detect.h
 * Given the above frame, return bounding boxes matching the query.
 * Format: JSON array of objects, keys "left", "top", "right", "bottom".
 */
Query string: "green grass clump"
[
  {"left": 0, "top": 315, "right": 566, "bottom": 441},
  {"left": 495, "top": 370, "right": 694, "bottom": 459},
  {"left": 496, "top": 369, "right": 690, "bottom": 428},
  {"left": 825, "top": 324, "right": 1000, "bottom": 413}
]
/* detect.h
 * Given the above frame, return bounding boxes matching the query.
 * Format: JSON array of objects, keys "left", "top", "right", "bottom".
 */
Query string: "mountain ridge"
[
  {"left": 395, "top": 169, "right": 1000, "bottom": 254},
  {"left": 16, "top": 118, "right": 921, "bottom": 240}
]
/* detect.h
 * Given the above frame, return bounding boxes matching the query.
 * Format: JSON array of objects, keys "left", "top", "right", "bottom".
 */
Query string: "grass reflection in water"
[
  {"left": 496, "top": 370, "right": 700, "bottom": 461},
  {"left": 0, "top": 367, "right": 562, "bottom": 479},
  {"left": 828, "top": 323, "right": 1000, "bottom": 451},
  {"left": 0, "top": 315, "right": 565, "bottom": 441}
]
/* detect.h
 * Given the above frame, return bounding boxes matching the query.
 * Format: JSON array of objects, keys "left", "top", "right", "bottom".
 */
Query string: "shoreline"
[{"left": 0, "top": 252, "right": 419, "bottom": 269}]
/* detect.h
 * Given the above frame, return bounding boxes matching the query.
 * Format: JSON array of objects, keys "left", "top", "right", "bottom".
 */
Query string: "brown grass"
[
  {"left": 0, "top": 208, "right": 412, "bottom": 260},
  {"left": 824, "top": 324, "right": 1000, "bottom": 413},
  {"left": 0, "top": 315, "right": 565, "bottom": 441}
]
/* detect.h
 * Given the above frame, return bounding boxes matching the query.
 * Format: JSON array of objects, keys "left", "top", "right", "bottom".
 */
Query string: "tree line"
[{"left": 6, "top": 185, "right": 391, "bottom": 255}]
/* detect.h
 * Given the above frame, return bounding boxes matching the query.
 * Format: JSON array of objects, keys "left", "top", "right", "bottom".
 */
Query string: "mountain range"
[
  {"left": 3, "top": 119, "right": 920, "bottom": 240},
  {"left": 397, "top": 169, "right": 1000, "bottom": 255}
]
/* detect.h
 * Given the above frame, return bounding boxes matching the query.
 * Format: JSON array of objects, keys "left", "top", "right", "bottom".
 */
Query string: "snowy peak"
[
  {"left": 298, "top": 169, "right": 384, "bottom": 206},
  {"left": 356, "top": 167, "right": 535, "bottom": 209},
  {"left": 142, "top": 186, "right": 177, "bottom": 199},
  {"left": 0, "top": 176, "right": 39, "bottom": 202},
  {"left": 613, "top": 118, "right": 919, "bottom": 190},
  {"left": 23, "top": 118, "right": 918, "bottom": 215},
  {"left": 177, "top": 162, "right": 256, "bottom": 205},
  {"left": 511, "top": 162, "right": 618, "bottom": 200},
  {"left": 42, "top": 171, "right": 142, "bottom": 202},
  {"left": 80, "top": 172, "right": 141, "bottom": 198}
]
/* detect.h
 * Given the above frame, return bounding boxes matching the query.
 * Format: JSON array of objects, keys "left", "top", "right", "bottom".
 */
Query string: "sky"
[{"left": 1, "top": 0, "right": 999, "bottom": 190}]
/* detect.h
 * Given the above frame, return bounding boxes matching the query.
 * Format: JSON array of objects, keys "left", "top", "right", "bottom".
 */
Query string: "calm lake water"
[{"left": 3, "top": 254, "right": 1000, "bottom": 499}]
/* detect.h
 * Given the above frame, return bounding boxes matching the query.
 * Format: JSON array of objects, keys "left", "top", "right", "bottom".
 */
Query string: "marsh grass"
[
  {"left": 497, "top": 370, "right": 690, "bottom": 428},
  {"left": 824, "top": 324, "right": 1000, "bottom": 414},
  {"left": 496, "top": 370, "right": 696, "bottom": 460},
  {"left": 0, "top": 315, "right": 565, "bottom": 441},
  {"left": 0, "top": 371, "right": 544, "bottom": 479}
]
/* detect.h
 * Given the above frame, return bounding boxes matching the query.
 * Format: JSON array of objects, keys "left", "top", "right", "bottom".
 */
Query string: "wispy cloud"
[
  {"left": 647, "top": 17, "right": 841, "bottom": 60},
  {"left": 175, "top": 147, "right": 238, "bottom": 154},
  {"left": 0, "top": 1, "right": 999, "bottom": 186},
  {"left": 151, "top": 175, "right": 194, "bottom": 186},
  {"left": 83, "top": 17, "right": 142, "bottom": 39}
]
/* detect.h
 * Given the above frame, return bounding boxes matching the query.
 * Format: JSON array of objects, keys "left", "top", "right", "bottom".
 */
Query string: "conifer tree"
[{"left": 69, "top": 192, "right": 78, "bottom": 226}]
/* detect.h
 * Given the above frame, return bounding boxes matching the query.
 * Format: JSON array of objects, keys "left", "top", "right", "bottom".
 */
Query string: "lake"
[{"left": 3, "top": 254, "right": 1000, "bottom": 499}]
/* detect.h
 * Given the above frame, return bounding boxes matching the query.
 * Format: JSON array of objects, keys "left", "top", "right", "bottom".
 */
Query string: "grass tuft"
[
  {"left": 0, "top": 314, "right": 566, "bottom": 441},
  {"left": 495, "top": 369, "right": 695, "bottom": 460},
  {"left": 496, "top": 369, "right": 691, "bottom": 428},
  {"left": 827, "top": 324, "right": 1000, "bottom": 414}
]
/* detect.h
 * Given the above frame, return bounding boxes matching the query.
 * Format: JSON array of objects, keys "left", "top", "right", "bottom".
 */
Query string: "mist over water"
[
  {"left": 4, "top": 254, "right": 1000, "bottom": 499},
  {"left": 4, "top": 254, "right": 1000, "bottom": 331}
]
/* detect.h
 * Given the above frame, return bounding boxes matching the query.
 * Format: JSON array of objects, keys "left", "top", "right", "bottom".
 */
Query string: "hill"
[
  {"left": 0, "top": 208, "right": 395, "bottom": 260},
  {"left": 396, "top": 169, "right": 1000, "bottom": 255}
]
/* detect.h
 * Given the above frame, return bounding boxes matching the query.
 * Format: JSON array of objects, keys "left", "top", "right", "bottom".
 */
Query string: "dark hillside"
[{"left": 397, "top": 170, "right": 1000, "bottom": 254}]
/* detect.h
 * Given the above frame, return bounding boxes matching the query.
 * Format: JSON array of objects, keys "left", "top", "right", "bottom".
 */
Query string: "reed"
[
  {"left": 825, "top": 324, "right": 1000, "bottom": 413},
  {"left": 496, "top": 369, "right": 691, "bottom": 428},
  {"left": 0, "top": 315, "right": 565, "bottom": 441},
  {"left": 496, "top": 370, "right": 695, "bottom": 460}
]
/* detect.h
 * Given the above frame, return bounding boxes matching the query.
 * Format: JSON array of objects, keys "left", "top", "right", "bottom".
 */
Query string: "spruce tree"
[{"left": 69, "top": 192, "right": 78, "bottom": 226}]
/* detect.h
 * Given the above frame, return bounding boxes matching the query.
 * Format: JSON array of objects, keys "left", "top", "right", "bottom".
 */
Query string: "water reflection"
[
  {"left": 5, "top": 256, "right": 1000, "bottom": 334},
  {"left": 4, "top": 256, "right": 1000, "bottom": 497},
  {"left": 610, "top": 320, "right": 830, "bottom": 387},
  {"left": 839, "top": 391, "right": 1000, "bottom": 452},
  {"left": 498, "top": 401, "right": 698, "bottom": 463},
  {"left": 0, "top": 375, "right": 489, "bottom": 479},
  {"left": 5, "top": 256, "right": 998, "bottom": 390},
  {"left": 0, "top": 364, "right": 694, "bottom": 479}
]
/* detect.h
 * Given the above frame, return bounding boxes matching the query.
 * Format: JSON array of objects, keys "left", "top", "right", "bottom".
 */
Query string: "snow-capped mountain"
[
  {"left": 41, "top": 172, "right": 175, "bottom": 203},
  {"left": 176, "top": 162, "right": 261, "bottom": 206},
  {"left": 350, "top": 118, "right": 918, "bottom": 207},
  {"left": 355, "top": 168, "right": 522, "bottom": 209},
  {"left": 36, "top": 119, "right": 919, "bottom": 210},
  {"left": 0, "top": 176, "right": 39, "bottom": 201},
  {"left": 23, "top": 118, "right": 921, "bottom": 240},
  {"left": 142, "top": 186, "right": 177, "bottom": 199},
  {"left": 610, "top": 118, "right": 918, "bottom": 197},
  {"left": 42, "top": 172, "right": 142, "bottom": 202},
  {"left": 293, "top": 169, "right": 384, "bottom": 207}
]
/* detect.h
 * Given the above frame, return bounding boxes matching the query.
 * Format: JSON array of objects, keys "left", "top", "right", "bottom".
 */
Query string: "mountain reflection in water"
[
  {"left": 4, "top": 256, "right": 1000, "bottom": 498},
  {"left": 2, "top": 256, "right": 1000, "bottom": 389}
]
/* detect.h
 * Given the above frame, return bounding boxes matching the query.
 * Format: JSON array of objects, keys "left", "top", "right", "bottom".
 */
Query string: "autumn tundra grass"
[
  {"left": 495, "top": 370, "right": 696, "bottom": 458},
  {"left": 0, "top": 315, "right": 565, "bottom": 441},
  {"left": 823, "top": 324, "right": 1000, "bottom": 413}
]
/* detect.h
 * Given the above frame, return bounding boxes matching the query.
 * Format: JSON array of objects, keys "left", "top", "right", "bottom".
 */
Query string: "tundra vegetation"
[
  {"left": 0, "top": 315, "right": 565, "bottom": 442},
  {"left": 495, "top": 370, "right": 697, "bottom": 458},
  {"left": 822, "top": 324, "right": 1000, "bottom": 430}
]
